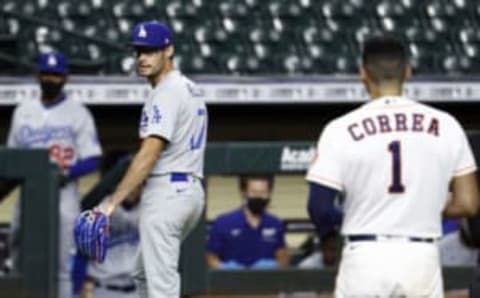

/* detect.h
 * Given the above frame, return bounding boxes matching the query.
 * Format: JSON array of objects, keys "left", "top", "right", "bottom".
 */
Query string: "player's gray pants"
[
  {"left": 133, "top": 174, "right": 204, "bottom": 298},
  {"left": 93, "top": 287, "right": 139, "bottom": 298},
  {"left": 10, "top": 184, "right": 79, "bottom": 298}
]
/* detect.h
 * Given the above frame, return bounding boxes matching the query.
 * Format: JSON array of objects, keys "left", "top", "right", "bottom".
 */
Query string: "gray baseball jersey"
[
  {"left": 7, "top": 96, "right": 102, "bottom": 172},
  {"left": 139, "top": 70, "right": 206, "bottom": 178}
]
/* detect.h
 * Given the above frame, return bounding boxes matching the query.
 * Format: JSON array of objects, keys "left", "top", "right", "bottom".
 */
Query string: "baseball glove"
[{"left": 73, "top": 209, "right": 109, "bottom": 262}]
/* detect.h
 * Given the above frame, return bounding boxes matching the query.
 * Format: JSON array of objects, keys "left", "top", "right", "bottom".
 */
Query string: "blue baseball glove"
[{"left": 73, "top": 209, "right": 109, "bottom": 262}]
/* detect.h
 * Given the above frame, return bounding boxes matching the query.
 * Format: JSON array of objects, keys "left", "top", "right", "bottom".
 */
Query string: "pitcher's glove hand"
[{"left": 73, "top": 209, "right": 109, "bottom": 262}]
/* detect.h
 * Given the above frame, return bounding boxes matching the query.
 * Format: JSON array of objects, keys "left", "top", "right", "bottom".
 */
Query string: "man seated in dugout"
[{"left": 206, "top": 175, "right": 290, "bottom": 269}]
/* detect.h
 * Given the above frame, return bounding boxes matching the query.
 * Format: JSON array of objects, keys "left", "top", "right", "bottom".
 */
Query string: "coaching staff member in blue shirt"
[{"left": 206, "top": 175, "right": 290, "bottom": 269}]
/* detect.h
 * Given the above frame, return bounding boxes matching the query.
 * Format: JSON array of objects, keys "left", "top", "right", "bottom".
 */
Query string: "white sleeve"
[
  {"left": 75, "top": 107, "right": 102, "bottom": 159},
  {"left": 306, "top": 122, "right": 344, "bottom": 191},
  {"left": 140, "top": 89, "right": 181, "bottom": 142},
  {"left": 6, "top": 107, "right": 20, "bottom": 148},
  {"left": 451, "top": 119, "right": 476, "bottom": 177}
]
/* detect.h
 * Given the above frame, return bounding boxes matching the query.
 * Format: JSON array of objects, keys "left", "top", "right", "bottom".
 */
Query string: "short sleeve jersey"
[
  {"left": 306, "top": 96, "right": 476, "bottom": 238},
  {"left": 139, "top": 70, "right": 207, "bottom": 178},
  {"left": 206, "top": 208, "right": 286, "bottom": 266},
  {"left": 7, "top": 96, "right": 102, "bottom": 171}
]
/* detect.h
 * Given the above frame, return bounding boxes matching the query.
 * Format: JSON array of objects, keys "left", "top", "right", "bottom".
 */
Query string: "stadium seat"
[
  {"left": 1, "top": 0, "right": 480, "bottom": 74},
  {"left": 0, "top": 34, "right": 20, "bottom": 74}
]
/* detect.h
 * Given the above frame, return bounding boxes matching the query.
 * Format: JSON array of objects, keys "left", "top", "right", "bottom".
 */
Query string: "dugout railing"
[{"left": 0, "top": 149, "right": 59, "bottom": 298}]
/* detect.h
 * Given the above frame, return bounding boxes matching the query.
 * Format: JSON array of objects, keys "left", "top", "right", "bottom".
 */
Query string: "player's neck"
[
  {"left": 243, "top": 207, "right": 261, "bottom": 228},
  {"left": 41, "top": 93, "right": 64, "bottom": 105},
  {"left": 370, "top": 84, "right": 403, "bottom": 100},
  {"left": 149, "top": 62, "right": 174, "bottom": 87}
]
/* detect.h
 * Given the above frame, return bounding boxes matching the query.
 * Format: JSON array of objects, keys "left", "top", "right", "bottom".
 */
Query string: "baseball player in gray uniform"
[
  {"left": 98, "top": 21, "right": 207, "bottom": 298},
  {"left": 6, "top": 52, "right": 102, "bottom": 298}
]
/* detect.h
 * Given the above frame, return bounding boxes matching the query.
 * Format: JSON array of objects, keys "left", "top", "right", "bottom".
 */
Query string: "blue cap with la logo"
[
  {"left": 130, "top": 21, "right": 173, "bottom": 49},
  {"left": 37, "top": 52, "right": 68, "bottom": 75}
]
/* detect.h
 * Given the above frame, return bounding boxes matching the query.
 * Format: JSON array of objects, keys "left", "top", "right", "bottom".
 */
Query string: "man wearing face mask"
[
  {"left": 6, "top": 52, "right": 102, "bottom": 298},
  {"left": 206, "top": 175, "right": 290, "bottom": 269}
]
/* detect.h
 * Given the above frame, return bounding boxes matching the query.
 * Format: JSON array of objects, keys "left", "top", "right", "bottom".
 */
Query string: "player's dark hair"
[
  {"left": 239, "top": 175, "right": 275, "bottom": 192},
  {"left": 362, "top": 35, "right": 408, "bottom": 85}
]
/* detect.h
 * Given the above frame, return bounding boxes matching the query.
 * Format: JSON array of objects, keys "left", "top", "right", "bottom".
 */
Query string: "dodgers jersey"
[
  {"left": 7, "top": 96, "right": 102, "bottom": 172},
  {"left": 139, "top": 70, "right": 207, "bottom": 178},
  {"left": 307, "top": 96, "right": 477, "bottom": 238}
]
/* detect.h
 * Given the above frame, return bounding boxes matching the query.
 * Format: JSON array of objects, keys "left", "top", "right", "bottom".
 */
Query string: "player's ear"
[
  {"left": 359, "top": 66, "right": 370, "bottom": 85},
  {"left": 403, "top": 65, "right": 412, "bottom": 81},
  {"left": 359, "top": 66, "right": 368, "bottom": 82},
  {"left": 165, "top": 45, "right": 174, "bottom": 60},
  {"left": 360, "top": 66, "right": 373, "bottom": 95}
]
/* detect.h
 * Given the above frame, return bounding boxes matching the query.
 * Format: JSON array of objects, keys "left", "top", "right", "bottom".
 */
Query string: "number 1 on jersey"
[{"left": 388, "top": 140, "right": 405, "bottom": 193}]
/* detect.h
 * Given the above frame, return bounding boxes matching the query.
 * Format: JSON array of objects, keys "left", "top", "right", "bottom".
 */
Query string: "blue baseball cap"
[
  {"left": 130, "top": 21, "right": 173, "bottom": 49},
  {"left": 37, "top": 52, "right": 68, "bottom": 75}
]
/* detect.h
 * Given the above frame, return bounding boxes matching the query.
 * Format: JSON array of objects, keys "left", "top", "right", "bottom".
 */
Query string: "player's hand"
[{"left": 97, "top": 197, "right": 116, "bottom": 216}]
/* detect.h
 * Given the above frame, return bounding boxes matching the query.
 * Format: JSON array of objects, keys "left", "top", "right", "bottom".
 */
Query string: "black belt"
[
  {"left": 347, "top": 234, "right": 435, "bottom": 243},
  {"left": 94, "top": 281, "right": 136, "bottom": 293}
]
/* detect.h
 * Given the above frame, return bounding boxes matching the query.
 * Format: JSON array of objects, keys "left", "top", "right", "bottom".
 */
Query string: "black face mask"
[
  {"left": 40, "top": 81, "right": 64, "bottom": 100},
  {"left": 246, "top": 197, "right": 270, "bottom": 215}
]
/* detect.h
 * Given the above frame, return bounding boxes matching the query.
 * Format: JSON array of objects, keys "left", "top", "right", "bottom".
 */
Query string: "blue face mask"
[{"left": 246, "top": 197, "right": 270, "bottom": 215}]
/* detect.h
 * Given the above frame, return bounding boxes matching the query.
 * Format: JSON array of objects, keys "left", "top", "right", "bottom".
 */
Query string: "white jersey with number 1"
[{"left": 307, "top": 96, "right": 477, "bottom": 238}]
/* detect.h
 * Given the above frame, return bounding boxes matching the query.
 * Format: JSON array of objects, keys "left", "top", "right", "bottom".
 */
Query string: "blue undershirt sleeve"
[
  {"left": 67, "top": 156, "right": 100, "bottom": 180},
  {"left": 307, "top": 182, "right": 343, "bottom": 237}
]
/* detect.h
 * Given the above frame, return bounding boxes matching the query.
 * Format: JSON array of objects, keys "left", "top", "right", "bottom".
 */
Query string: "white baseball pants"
[{"left": 335, "top": 240, "right": 443, "bottom": 298}]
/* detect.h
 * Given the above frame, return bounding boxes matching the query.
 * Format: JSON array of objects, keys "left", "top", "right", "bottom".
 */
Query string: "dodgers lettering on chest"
[
  {"left": 139, "top": 104, "right": 162, "bottom": 132},
  {"left": 347, "top": 112, "right": 440, "bottom": 141},
  {"left": 17, "top": 124, "right": 75, "bottom": 170}
]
